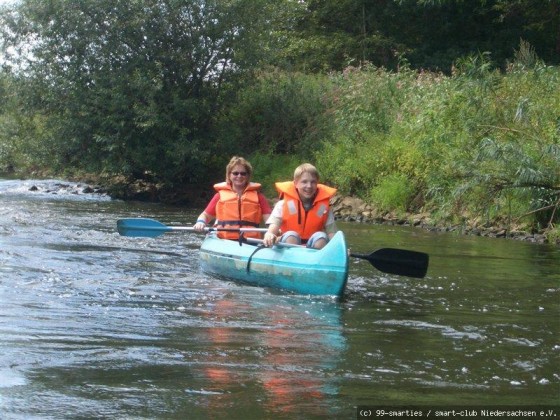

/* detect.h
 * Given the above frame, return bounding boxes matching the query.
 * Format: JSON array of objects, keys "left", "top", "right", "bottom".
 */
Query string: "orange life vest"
[
  {"left": 275, "top": 181, "right": 337, "bottom": 241},
  {"left": 214, "top": 182, "right": 263, "bottom": 240}
]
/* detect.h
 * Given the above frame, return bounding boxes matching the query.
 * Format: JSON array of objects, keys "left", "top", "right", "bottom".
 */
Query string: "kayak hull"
[{"left": 199, "top": 231, "right": 349, "bottom": 296}]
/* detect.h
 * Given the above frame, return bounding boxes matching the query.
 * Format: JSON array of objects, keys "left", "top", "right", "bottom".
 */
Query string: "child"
[{"left": 263, "top": 163, "right": 337, "bottom": 249}]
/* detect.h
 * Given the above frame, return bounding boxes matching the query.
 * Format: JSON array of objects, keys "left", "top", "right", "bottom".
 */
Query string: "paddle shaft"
[
  {"left": 137, "top": 226, "right": 267, "bottom": 233},
  {"left": 117, "top": 218, "right": 267, "bottom": 238}
]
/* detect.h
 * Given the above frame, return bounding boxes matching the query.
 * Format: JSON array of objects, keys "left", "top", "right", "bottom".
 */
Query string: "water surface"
[{"left": 1, "top": 179, "right": 558, "bottom": 418}]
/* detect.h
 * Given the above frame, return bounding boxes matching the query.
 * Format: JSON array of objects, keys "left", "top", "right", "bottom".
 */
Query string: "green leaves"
[
  {"left": 0, "top": 0, "right": 281, "bottom": 183},
  {"left": 313, "top": 51, "right": 559, "bottom": 232}
]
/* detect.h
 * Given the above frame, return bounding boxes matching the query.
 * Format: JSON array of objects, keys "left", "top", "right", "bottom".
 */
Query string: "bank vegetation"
[{"left": 0, "top": 1, "right": 559, "bottom": 243}]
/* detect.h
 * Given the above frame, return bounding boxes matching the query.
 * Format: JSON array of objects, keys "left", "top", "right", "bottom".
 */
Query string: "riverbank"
[
  {"left": 8, "top": 171, "right": 558, "bottom": 245},
  {"left": 330, "top": 196, "right": 554, "bottom": 245},
  {"left": 104, "top": 176, "right": 558, "bottom": 245}
]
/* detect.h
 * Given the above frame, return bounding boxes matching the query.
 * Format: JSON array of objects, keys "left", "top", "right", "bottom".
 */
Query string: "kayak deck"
[{"left": 199, "top": 231, "right": 349, "bottom": 296}]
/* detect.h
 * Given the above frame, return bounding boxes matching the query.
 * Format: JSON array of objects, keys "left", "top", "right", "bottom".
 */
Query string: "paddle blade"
[
  {"left": 351, "top": 248, "right": 429, "bottom": 278},
  {"left": 117, "top": 218, "right": 171, "bottom": 238}
]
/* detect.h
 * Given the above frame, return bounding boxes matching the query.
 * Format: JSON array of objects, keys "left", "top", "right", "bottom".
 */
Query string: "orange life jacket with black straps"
[
  {"left": 214, "top": 182, "right": 263, "bottom": 240},
  {"left": 275, "top": 181, "right": 337, "bottom": 241}
]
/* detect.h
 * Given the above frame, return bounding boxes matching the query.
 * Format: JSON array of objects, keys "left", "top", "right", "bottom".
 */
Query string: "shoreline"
[
  {"left": 86, "top": 176, "right": 560, "bottom": 246},
  {"left": 330, "top": 196, "right": 553, "bottom": 245},
  {"left": 5, "top": 173, "right": 558, "bottom": 246}
]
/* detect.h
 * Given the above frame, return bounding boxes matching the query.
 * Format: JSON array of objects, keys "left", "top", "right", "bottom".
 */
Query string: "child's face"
[{"left": 295, "top": 172, "right": 318, "bottom": 201}]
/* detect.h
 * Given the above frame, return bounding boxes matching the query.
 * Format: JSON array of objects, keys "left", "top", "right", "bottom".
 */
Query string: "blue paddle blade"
[{"left": 117, "top": 218, "right": 172, "bottom": 237}]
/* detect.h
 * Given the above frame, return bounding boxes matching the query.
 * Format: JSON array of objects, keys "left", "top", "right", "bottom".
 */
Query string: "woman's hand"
[{"left": 193, "top": 220, "right": 206, "bottom": 232}]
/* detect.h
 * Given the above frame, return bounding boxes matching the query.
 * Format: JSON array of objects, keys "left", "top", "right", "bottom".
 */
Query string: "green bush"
[
  {"left": 369, "top": 173, "right": 415, "bottom": 214},
  {"left": 219, "top": 70, "right": 332, "bottom": 158},
  {"left": 316, "top": 47, "right": 559, "bottom": 232},
  {"left": 247, "top": 152, "right": 302, "bottom": 199}
]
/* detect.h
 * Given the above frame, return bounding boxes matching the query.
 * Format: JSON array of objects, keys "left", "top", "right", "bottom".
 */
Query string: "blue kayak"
[
  {"left": 117, "top": 218, "right": 429, "bottom": 291},
  {"left": 199, "top": 231, "right": 349, "bottom": 296}
]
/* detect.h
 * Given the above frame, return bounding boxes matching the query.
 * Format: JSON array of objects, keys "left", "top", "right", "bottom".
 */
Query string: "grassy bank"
[
  {"left": 237, "top": 59, "right": 559, "bottom": 244},
  {"left": 1, "top": 53, "right": 559, "bottom": 243}
]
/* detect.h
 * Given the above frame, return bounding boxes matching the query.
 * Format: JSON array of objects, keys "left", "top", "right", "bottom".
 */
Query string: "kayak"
[
  {"left": 199, "top": 231, "right": 349, "bottom": 296},
  {"left": 117, "top": 218, "right": 429, "bottom": 295}
]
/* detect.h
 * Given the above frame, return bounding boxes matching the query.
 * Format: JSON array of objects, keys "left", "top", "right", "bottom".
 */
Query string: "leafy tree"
[
  {"left": 0, "top": 0, "right": 282, "bottom": 184},
  {"left": 274, "top": 0, "right": 559, "bottom": 73},
  {"left": 397, "top": 0, "right": 560, "bottom": 69},
  {"left": 216, "top": 69, "right": 333, "bottom": 158}
]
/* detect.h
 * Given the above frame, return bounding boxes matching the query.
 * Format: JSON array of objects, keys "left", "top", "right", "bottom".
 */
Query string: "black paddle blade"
[{"left": 350, "top": 248, "right": 429, "bottom": 278}]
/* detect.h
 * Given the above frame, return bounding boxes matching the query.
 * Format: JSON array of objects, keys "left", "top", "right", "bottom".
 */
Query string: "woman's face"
[{"left": 229, "top": 164, "right": 249, "bottom": 190}]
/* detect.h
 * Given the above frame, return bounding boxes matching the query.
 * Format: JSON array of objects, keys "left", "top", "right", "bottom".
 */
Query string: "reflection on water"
[
  {"left": 1, "top": 179, "right": 558, "bottom": 418},
  {"left": 191, "top": 295, "right": 345, "bottom": 417}
]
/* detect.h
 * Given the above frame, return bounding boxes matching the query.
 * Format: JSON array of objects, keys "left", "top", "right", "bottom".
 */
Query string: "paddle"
[
  {"left": 119, "top": 218, "right": 429, "bottom": 278},
  {"left": 350, "top": 249, "right": 429, "bottom": 278},
  {"left": 117, "top": 218, "right": 268, "bottom": 238},
  {"left": 246, "top": 238, "right": 429, "bottom": 278}
]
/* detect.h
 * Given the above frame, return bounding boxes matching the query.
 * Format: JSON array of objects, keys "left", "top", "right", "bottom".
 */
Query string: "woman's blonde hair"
[
  {"left": 225, "top": 156, "right": 253, "bottom": 184},
  {"left": 293, "top": 163, "right": 319, "bottom": 182}
]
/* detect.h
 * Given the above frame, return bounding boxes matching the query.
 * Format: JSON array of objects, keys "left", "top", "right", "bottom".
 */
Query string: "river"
[{"left": 0, "top": 179, "right": 558, "bottom": 419}]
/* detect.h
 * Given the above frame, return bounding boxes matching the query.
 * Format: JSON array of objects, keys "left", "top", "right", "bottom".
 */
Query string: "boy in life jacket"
[
  {"left": 263, "top": 163, "right": 337, "bottom": 249},
  {"left": 193, "top": 156, "right": 272, "bottom": 240}
]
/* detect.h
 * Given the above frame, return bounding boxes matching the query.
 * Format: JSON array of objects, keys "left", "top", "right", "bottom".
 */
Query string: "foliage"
[
  {"left": 547, "top": 225, "right": 560, "bottom": 244},
  {"left": 369, "top": 173, "right": 416, "bottom": 214},
  {"left": 273, "top": 0, "right": 559, "bottom": 73},
  {"left": 0, "top": 0, "right": 559, "bottom": 238},
  {"left": 246, "top": 152, "right": 302, "bottom": 199},
  {"left": 316, "top": 65, "right": 434, "bottom": 197},
  {"left": 215, "top": 69, "right": 333, "bottom": 158},
  {"left": 0, "top": 0, "right": 280, "bottom": 184},
  {"left": 315, "top": 45, "right": 559, "bottom": 232},
  {"left": 0, "top": 71, "right": 52, "bottom": 171}
]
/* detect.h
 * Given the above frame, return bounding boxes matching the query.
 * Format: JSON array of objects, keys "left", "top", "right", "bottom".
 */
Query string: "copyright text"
[{"left": 357, "top": 406, "right": 559, "bottom": 419}]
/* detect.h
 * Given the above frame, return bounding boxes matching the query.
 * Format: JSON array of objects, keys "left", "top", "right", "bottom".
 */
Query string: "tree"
[
  {"left": 274, "top": 0, "right": 559, "bottom": 73},
  {"left": 0, "top": 0, "right": 280, "bottom": 183}
]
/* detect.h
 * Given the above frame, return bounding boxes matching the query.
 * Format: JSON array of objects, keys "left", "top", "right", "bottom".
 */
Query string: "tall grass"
[
  {"left": 310, "top": 50, "right": 559, "bottom": 235},
  {"left": 223, "top": 43, "right": 543, "bottom": 244}
]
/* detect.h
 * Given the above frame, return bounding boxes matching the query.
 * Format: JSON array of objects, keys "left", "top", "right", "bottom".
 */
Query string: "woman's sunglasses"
[{"left": 231, "top": 171, "right": 247, "bottom": 176}]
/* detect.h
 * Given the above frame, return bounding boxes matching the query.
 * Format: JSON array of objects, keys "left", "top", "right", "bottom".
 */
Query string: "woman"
[
  {"left": 193, "top": 156, "right": 271, "bottom": 240},
  {"left": 263, "top": 163, "right": 337, "bottom": 249}
]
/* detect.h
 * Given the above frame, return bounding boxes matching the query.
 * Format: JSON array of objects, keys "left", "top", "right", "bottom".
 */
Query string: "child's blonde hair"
[{"left": 293, "top": 163, "right": 319, "bottom": 181}]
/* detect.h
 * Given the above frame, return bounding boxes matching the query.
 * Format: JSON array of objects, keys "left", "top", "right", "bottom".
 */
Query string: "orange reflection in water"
[
  {"left": 200, "top": 299, "right": 240, "bottom": 392},
  {"left": 258, "top": 307, "right": 342, "bottom": 416},
  {"left": 198, "top": 297, "right": 344, "bottom": 416}
]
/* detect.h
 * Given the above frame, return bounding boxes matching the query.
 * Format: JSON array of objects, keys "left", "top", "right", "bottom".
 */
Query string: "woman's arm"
[{"left": 193, "top": 194, "right": 219, "bottom": 231}]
